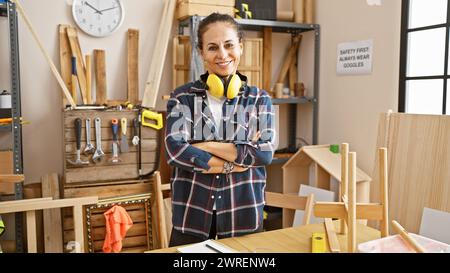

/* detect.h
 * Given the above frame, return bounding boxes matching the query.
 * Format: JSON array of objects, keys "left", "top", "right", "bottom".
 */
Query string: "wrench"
[
  {"left": 92, "top": 117, "right": 105, "bottom": 163},
  {"left": 83, "top": 118, "right": 95, "bottom": 155}
]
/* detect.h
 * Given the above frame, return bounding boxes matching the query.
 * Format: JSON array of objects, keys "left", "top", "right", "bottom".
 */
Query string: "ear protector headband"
[{"left": 201, "top": 73, "right": 242, "bottom": 100}]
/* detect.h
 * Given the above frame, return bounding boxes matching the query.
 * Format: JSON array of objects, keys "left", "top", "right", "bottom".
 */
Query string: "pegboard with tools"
[{"left": 62, "top": 109, "right": 160, "bottom": 187}]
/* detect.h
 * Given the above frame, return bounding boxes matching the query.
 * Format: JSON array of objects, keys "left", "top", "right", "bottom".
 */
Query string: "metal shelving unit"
[
  {"left": 1, "top": 0, "right": 24, "bottom": 253},
  {"left": 179, "top": 15, "right": 320, "bottom": 154}
]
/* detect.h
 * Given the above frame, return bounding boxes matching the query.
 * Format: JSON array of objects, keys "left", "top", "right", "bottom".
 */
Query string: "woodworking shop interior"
[{"left": 1, "top": 0, "right": 449, "bottom": 254}]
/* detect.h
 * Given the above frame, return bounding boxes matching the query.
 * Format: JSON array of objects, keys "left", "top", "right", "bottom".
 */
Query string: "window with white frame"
[{"left": 399, "top": 0, "right": 450, "bottom": 115}]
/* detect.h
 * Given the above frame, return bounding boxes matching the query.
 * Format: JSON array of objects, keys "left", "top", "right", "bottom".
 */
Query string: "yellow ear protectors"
[{"left": 205, "top": 74, "right": 242, "bottom": 100}]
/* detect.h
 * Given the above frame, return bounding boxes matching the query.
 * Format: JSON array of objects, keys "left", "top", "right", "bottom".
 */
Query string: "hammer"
[{"left": 67, "top": 118, "right": 89, "bottom": 166}]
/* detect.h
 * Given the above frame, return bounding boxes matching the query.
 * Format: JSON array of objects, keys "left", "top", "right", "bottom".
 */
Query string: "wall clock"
[{"left": 72, "top": 0, "right": 124, "bottom": 37}]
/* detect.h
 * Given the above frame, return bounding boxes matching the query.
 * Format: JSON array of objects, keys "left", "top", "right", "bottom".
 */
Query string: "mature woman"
[{"left": 165, "top": 13, "right": 275, "bottom": 247}]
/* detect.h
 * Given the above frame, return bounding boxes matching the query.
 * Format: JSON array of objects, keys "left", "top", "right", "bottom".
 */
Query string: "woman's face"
[{"left": 200, "top": 22, "right": 243, "bottom": 78}]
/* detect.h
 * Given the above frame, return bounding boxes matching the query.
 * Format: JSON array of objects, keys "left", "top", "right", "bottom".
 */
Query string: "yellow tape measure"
[{"left": 311, "top": 232, "right": 326, "bottom": 253}]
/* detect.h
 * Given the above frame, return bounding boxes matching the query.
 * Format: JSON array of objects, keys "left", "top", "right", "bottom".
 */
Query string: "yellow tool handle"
[
  {"left": 311, "top": 232, "right": 326, "bottom": 253},
  {"left": 141, "top": 110, "right": 163, "bottom": 130},
  {"left": 121, "top": 118, "right": 127, "bottom": 135}
]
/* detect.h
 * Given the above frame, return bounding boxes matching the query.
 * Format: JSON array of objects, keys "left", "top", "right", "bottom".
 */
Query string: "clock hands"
[
  {"left": 99, "top": 6, "right": 119, "bottom": 13},
  {"left": 85, "top": 2, "right": 103, "bottom": 15}
]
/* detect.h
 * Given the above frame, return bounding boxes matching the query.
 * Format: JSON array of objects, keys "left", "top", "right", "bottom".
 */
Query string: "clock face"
[{"left": 72, "top": 0, "right": 124, "bottom": 37}]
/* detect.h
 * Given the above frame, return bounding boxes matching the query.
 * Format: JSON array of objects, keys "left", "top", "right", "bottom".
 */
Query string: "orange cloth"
[{"left": 102, "top": 205, "right": 133, "bottom": 253}]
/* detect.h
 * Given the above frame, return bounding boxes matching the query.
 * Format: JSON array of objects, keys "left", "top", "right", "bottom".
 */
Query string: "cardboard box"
[{"left": 176, "top": 1, "right": 235, "bottom": 20}]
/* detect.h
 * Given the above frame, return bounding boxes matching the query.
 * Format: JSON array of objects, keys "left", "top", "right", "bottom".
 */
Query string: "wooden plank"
[
  {"left": 348, "top": 152, "right": 356, "bottom": 253},
  {"left": 23, "top": 183, "right": 44, "bottom": 253},
  {"left": 142, "top": 0, "right": 177, "bottom": 108},
  {"left": 288, "top": 36, "right": 298, "bottom": 96},
  {"left": 0, "top": 174, "right": 24, "bottom": 184},
  {"left": 293, "top": 0, "right": 305, "bottom": 23},
  {"left": 372, "top": 113, "right": 450, "bottom": 233},
  {"left": 41, "top": 173, "right": 63, "bottom": 253},
  {"left": 72, "top": 205, "right": 84, "bottom": 252},
  {"left": 0, "top": 196, "right": 98, "bottom": 214},
  {"left": 64, "top": 164, "right": 155, "bottom": 184},
  {"left": 276, "top": 35, "right": 301, "bottom": 84},
  {"left": 305, "top": 0, "right": 315, "bottom": 24},
  {"left": 0, "top": 197, "right": 52, "bottom": 207},
  {"left": 120, "top": 246, "right": 148, "bottom": 253},
  {"left": 64, "top": 222, "right": 147, "bottom": 242},
  {"left": 314, "top": 203, "right": 384, "bottom": 220},
  {"left": 58, "top": 24, "right": 72, "bottom": 108},
  {"left": 265, "top": 191, "right": 308, "bottom": 210},
  {"left": 153, "top": 172, "right": 168, "bottom": 248},
  {"left": 26, "top": 210, "right": 37, "bottom": 253},
  {"left": 92, "top": 235, "right": 148, "bottom": 252},
  {"left": 63, "top": 180, "right": 152, "bottom": 199},
  {"left": 340, "top": 143, "right": 349, "bottom": 234},
  {"left": 66, "top": 27, "right": 87, "bottom": 104},
  {"left": 263, "top": 28, "right": 272, "bottom": 92},
  {"left": 85, "top": 54, "right": 92, "bottom": 104},
  {"left": 64, "top": 109, "right": 139, "bottom": 125},
  {"left": 379, "top": 148, "right": 389, "bottom": 237},
  {"left": 324, "top": 218, "right": 340, "bottom": 253},
  {"left": 94, "top": 49, "right": 107, "bottom": 105},
  {"left": 127, "top": 29, "right": 139, "bottom": 104}
]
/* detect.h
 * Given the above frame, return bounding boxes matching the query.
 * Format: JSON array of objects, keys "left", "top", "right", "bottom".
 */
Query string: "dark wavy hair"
[{"left": 197, "top": 13, "right": 244, "bottom": 50}]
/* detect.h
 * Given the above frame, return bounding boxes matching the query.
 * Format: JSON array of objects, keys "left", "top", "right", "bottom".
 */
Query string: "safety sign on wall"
[{"left": 336, "top": 39, "right": 373, "bottom": 75}]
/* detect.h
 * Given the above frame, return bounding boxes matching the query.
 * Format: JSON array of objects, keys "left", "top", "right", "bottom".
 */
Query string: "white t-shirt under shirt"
[{"left": 205, "top": 91, "right": 226, "bottom": 211}]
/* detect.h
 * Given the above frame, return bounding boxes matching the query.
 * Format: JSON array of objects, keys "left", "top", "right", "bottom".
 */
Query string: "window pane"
[
  {"left": 409, "top": 0, "right": 447, "bottom": 28},
  {"left": 407, "top": 28, "right": 446, "bottom": 77},
  {"left": 406, "top": 79, "right": 443, "bottom": 114}
]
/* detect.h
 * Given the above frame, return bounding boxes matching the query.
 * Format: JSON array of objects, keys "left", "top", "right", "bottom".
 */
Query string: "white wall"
[
  {"left": 0, "top": 0, "right": 402, "bottom": 183},
  {"left": 316, "top": 0, "right": 401, "bottom": 173}
]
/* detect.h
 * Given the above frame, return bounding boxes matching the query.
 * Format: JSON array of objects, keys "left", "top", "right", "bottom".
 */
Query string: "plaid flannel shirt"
[{"left": 165, "top": 75, "right": 275, "bottom": 239}]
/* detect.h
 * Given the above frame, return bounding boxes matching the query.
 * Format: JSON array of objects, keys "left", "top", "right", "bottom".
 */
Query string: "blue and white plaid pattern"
[{"left": 165, "top": 78, "right": 275, "bottom": 239}]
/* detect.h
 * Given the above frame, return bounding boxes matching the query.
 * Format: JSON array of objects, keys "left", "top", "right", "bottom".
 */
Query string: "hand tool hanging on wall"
[
  {"left": 92, "top": 117, "right": 105, "bottom": 163},
  {"left": 83, "top": 118, "right": 95, "bottom": 155},
  {"left": 71, "top": 56, "right": 78, "bottom": 103},
  {"left": 110, "top": 118, "right": 121, "bottom": 163},
  {"left": 120, "top": 118, "right": 129, "bottom": 153},
  {"left": 137, "top": 111, "right": 142, "bottom": 177},
  {"left": 67, "top": 118, "right": 89, "bottom": 166},
  {"left": 141, "top": 109, "right": 163, "bottom": 130},
  {"left": 132, "top": 118, "right": 140, "bottom": 146}
]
